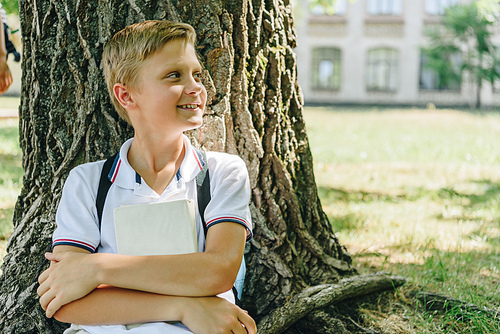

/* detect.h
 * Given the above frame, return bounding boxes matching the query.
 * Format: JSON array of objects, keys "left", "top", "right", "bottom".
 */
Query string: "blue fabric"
[{"left": 235, "top": 257, "right": 246, "bottom": 300}]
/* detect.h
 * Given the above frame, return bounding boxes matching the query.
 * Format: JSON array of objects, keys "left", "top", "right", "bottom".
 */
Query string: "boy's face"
[{"left": 127, "top": 39, "right": 207, "bottom": 134}]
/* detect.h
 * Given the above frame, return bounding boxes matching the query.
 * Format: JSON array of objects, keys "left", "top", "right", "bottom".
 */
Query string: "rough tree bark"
[{"left": 0, "top": 0, "right": 403, "bottom": 333}]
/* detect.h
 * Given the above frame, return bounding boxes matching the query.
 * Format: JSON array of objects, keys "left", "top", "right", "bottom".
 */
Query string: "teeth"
[{"left": 179, "top": 104, "right": 197, "bottom": 109}]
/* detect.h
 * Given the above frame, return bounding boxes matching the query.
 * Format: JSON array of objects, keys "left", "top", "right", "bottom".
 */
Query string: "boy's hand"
[
  {"left": 181, "top": 296, "right": 257, "bottom": 334},
  {"left": 37, "top": 251, "right": 100, "bottom": 318}
]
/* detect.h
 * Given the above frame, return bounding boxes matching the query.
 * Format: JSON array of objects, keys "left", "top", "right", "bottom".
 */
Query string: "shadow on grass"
[
  {"left": 319, "top": 179, "right": 500, "bottom": 230},
  {"left": 467, "top": 180, "right": 500, "bottom": 209},
  {"left": 350, "top": 247, "right": 500, "bottom": 333},
  {"left": 437, "top": 180, "right": 500, "bottom": 249},
  {"left": 0, "top": 120, "right": 23, "bottom": 185},
  {"left": 0, "top": 207, "right": 14, "bottom": 240},
  {"left": 0, "top": 153, "right": 23, "bottom": 186},
  {"left": 329, "top": 212, "right": 366, "bottom": 233},
  {"left": 317, "top": 186, "right": 408, "bottom": 204},
  {"left": 319, "top": 180, "right": 500, "bottom": 308},
  {"left": 435, "top": 180, "right": 500, "bottom": 206},
  {"left": 309, "top": 245, "right": 500, "bottom": 334}
]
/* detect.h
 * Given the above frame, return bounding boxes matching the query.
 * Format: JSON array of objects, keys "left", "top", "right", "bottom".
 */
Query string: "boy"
[{"left": 37, "top": 20, "right": 256, "bottom": 334}]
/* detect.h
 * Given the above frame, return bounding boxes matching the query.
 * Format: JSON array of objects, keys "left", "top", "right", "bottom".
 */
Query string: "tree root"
[
  {"left": 257, "top": 272, "right": 406, "bottom": 334},
  {"left": 415, "top": 291, "right": 500, "bottom": 320}
]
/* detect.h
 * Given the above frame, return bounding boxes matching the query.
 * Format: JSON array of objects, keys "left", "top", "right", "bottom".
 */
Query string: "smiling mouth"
[{"left": 177, "top": 104, "right": 199, "bottom": 109}]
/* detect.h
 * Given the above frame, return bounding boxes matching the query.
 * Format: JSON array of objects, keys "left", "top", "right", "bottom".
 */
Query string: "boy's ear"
[{"left": 113, "top": 83, "right": 136, "bottom": 110}]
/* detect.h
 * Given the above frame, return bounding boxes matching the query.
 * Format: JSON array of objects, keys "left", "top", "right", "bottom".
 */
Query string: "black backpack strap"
[
  {"left": 96, "top": 153, "right": 118, "bottom": 231},
  {"left": 196, "top": 150, "right": 210, "bottom": 236}
]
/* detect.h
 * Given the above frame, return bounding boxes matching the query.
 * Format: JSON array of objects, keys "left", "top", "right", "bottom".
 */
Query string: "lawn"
[
  {"left": 0, "top": 117, "right": 22, "bottom": 270},
  {"left": 304, "top": 106, "right": 500, "bottom": 333},
  {"left": 0, "top": 105, "right": 499, "bottom": 332},
  {"left": 0, "top": 96, "right": 21, "bottom": 109}
]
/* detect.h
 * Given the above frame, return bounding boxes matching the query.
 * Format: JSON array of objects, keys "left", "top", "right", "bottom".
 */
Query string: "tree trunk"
[
  {"left": 476, "top": 76, "right": 482, "bottom": 109},
  {"left": 0, "top": 0, "right": 358, "bottom": 332}
]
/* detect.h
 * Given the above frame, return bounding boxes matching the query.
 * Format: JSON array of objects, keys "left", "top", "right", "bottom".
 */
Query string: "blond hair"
[{"left": 102, "top": 20, "right": 197, "bottom": 124}]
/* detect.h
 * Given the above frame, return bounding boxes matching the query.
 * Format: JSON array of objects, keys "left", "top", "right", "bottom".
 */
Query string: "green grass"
[
  {"left": 0, "top": 93, "right": 27, "bottom": 267},
  {"left": 306, "top": 107, "right": 500, "bottom": 164},
  {"left": 0, "top": 118, "right": 22, "bottom": 267},
  {"left": 0, "top": 96, "right": 20, "bottom": 109},
  {"left": 305, "top": 106, "right": 500, "bottom": 333}
]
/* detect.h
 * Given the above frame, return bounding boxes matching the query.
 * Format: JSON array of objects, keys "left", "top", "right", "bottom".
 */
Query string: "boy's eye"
[
  {"left": 193, "top": 72, "right": 202, "bottom": 80},
  {"left": 166, "top": 72, "right": 180, "bottom": 79}
]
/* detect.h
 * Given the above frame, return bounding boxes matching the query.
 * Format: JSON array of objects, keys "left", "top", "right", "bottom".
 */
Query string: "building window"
[
  {"left": 367, "top": 0, "right": 403, "bottom": 15},
  {"left": 311, "top": 47, "right": 342, "bottom": 90},
  {"left": 366, "top": 48, "right": 399, "bottom": 91},
  {"left": 425, "top": 0, "right": 460, "bottom": 15},
  {"left": 311, "top": 0, "right": 347, "bottom": 16},
  {"left": 420, "top": 53, "right": 462, "bottom": 90}
]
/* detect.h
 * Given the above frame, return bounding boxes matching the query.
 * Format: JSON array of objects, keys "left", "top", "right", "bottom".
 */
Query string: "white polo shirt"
[{"left": 53, "top": 135, "right": 253, "bottom": 333}]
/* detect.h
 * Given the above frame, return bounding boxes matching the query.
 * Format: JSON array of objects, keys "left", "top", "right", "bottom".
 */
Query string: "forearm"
[
  {"left": 40, "top": 223, "right": 246, "bottom": 318},
  {"left": 97, "top": 250, "right": 237, "bottom": 297},
  {"left": 97, "top": 223, "right": 246, "bottom": 296},
  {"left": 39, "top": 248, "right": 225, "bottom": 321},
  {"left": 55, "top": 287, "right": 258, "bottom": 334},
  {"left": 54, "top": 286, "right": 185, "bottom": 325}
]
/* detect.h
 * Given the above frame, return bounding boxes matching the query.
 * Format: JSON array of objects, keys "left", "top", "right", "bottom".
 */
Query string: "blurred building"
[{"left": 294, "top": 0, "right": 500, "bottom": 108}]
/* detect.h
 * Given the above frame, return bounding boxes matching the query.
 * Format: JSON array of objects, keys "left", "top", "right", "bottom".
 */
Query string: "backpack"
[{"left": 96, "top": 151, "right": 245, "bottom": 303}]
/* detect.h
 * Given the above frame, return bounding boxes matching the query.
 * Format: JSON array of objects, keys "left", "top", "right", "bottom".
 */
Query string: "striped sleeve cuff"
[
  {"left": 53, "top": 239, "right": 96, "bottom": 253},
  {"left": 206, "top": 217, "right": 253, "bottom": 241}
]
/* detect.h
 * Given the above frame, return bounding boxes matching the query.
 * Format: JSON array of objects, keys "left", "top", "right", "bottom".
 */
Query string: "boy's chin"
[{"left": 185, "top": 119, "right": 204, "bottom": 131}]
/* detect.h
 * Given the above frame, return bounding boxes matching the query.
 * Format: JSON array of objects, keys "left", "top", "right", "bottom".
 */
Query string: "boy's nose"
[{"left": 185, "top": 77, "right": 204, "bottom": 95}]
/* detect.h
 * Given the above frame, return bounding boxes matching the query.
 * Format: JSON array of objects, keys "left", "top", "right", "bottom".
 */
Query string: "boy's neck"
[{"left": 127, "top": 132, "right": 185, "bottom": 194}]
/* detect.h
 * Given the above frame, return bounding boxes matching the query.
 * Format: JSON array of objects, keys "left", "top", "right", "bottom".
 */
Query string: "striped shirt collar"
[{"left": 108, "top": 135, "right": 206, "bottom": 189}]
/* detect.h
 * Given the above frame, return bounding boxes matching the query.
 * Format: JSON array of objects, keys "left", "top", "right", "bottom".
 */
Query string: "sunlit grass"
[
  {"left": 305, "top": 106, "right": 500, "bottom": 333},
  {"left": 0, "top": 118, "right": 22, "bottom": 272},
  {"left": 0, "top": 96, "right": 20, "bottom": 110},
  {"left": 306, "top": 107, "right": 500, "bottom": 165}
]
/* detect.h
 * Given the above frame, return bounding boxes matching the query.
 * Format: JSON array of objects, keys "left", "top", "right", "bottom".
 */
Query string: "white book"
[{"left": 113, "top": 199, "right": 198, "bottom": 256}]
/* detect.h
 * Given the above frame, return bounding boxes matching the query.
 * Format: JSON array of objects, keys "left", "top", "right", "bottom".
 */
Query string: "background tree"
[
  {"left": 0, "top": 0, "right": 403, "bottom": 332},
  {"left": 422, "top": 0, "right": 500, "bottom": 108},
  {"left": 0, "top": 0, "right": 19, "bottom": 14}
]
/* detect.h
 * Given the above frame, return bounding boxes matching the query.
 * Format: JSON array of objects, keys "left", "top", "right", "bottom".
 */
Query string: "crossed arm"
[{"left": 37, "top": 222, "right": 256, "bottom": 333}]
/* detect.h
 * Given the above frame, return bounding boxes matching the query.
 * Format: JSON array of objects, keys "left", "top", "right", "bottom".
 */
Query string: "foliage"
[
  {"left": 421, "top": 31, "right": 462, "bottom": 90},
  {"left": 308, "top": 0, "right": 355, "bottom": 16},
  {"left": 422, "top": 0, "right": 500, "bottom": 106},
  {"left": 308, "top": 0, "right": 336, "bottom": 15},
  {"left": 0, "top": 0, "right": 19, "bottom": 14}
]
